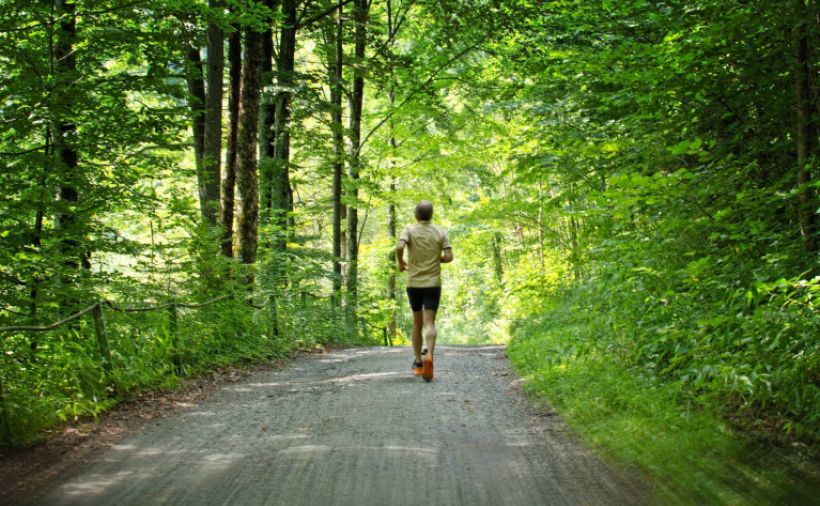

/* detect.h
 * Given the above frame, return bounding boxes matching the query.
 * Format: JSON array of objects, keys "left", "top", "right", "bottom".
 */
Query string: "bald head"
[{"left": 415, "top": 200, "right": 433, "bottom": 221}]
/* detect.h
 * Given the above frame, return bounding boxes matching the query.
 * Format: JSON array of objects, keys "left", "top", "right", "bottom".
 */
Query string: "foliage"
[{"left": 507, "top": 286, "right": 820, "bottom": 504}]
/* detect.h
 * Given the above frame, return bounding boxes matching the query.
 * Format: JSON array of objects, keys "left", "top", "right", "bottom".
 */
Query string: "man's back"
[{"left": 400, "top": 221, "right": 450, "bottom": 288}]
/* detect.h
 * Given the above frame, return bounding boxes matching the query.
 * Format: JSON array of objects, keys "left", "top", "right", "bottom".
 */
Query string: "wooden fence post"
[
  {"left": 168, "top": 301, "right": 182, "bottom": 375},
  {"left": 92, "top": 301, "right": 113, "bottom": 374}
]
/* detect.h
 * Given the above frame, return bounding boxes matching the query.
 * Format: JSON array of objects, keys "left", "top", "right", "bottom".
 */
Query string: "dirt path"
[{"left": 24, "top": 346, "right": 646, "bottom": 505}]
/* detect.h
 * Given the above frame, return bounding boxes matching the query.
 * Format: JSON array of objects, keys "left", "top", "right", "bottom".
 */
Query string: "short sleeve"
[
  {"left": 399, "top": 226, "right": 411, "bottom": 245},
  {"left": 441, "top": 228, "right": 451, "bottom": 249}
]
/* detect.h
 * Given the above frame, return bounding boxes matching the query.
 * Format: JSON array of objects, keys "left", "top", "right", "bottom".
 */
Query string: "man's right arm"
[{"left": 396, "top": 237, "right": 408, "bottom": 272}]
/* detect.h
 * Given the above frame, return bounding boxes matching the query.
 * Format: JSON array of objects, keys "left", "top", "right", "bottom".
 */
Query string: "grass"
[{"left": 507, "top": 327, "right": 820, "bottom": 505}]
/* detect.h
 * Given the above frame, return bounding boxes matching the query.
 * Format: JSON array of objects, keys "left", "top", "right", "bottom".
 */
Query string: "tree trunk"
[
  {"left": 325, "top": 0, "right": 345, "bottom": 307},
  {"left": 386, "top": 0, "right": 398, "bottom": 341},
  {"left": 492, "top": 232, "right": 504, "bottom": 283},
  {"left": 28, "top": 125, "right": 50, "bottom": 354},
  {"left": 54, "top": 0, "right": 87, "bottom": 277},
  {"left": 346, "top": 0, "right": 368, "bottom": 333},
  {"left": 387, "top": 176, "right": 397, "bottom": 340},
  {"left": 271, "top": 0, "right": 298, "bottom": 259},
  {"left": 221, "top": 20, "right": 241, "bottom": 258},
  {"left": 236, "top": 27, "right": 265, "bottom": 267},
  {"left": 259, "top": 0, "right": 279, "bottom": 214},
  {"left": 185, "top": 46, "right": 207, "bottom": 216},
  {"left": 201, "top": 0, "right": 224, "bottom": 227},
  {"left": 537, "top": 182, "right": 544, "bottom": 271},
  {"left": 266, "top": 0, "right": 295, "bottom": 338},
  {"left": 794, "top": 0, "right": 817, "bottom": 253},
  {"left": 568, "top": 184, "right": 581, "bottom": 280}
]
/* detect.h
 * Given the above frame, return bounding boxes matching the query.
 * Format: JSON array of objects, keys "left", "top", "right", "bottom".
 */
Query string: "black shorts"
[{"left": 406, "top": 286, "right": 442, "bottom": 312}]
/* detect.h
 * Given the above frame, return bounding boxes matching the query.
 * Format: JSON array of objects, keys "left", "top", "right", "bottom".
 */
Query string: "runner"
[{"left": 396, "top": 200, "right": 453, "bottom": 381}]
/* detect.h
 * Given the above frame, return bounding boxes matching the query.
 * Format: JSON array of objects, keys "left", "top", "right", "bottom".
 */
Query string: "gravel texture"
[{"left": 25, "top": 345, "right": 646, "bottom": 506}]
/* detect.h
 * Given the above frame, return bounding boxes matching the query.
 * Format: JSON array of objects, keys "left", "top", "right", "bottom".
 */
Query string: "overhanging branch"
[{"left": 357, "top": 37, "right": 487, "bottom": 155}]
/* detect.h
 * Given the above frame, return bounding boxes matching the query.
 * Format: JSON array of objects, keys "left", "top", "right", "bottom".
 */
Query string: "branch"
[
  {"left": 0, "top": 146, "right": 47, "bottom": 156},
  {"left": 0, "top": 270, "right": 26, "bottom": 286},
  {"left": 357, "top": 37, "right": 487, "bottom": 154},
  {"left": 297, "top": 0, "right": 356, "bottom": 30},
  {"left": 373, "top": 0, "right": 417, "bottom": 53},
  {"left": 76, "top": 0, "right": 152, "bottom": 18}
]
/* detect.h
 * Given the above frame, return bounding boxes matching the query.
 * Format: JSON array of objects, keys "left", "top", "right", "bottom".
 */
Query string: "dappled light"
[
  {"left": 0, "top": 0, "right": 817, "bottom": 504},
  {"left": 25, "top": 347, "right": 645, "bottom": 505}
]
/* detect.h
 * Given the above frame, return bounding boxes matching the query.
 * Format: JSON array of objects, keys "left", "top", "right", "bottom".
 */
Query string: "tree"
[
  {"left": 201, "top": 0, "right": 225, "bottom": 228},
  {"left": 221, "top": 14, "right": 242, "bottom": 258},
  {"left": 323, "top": 0, "right": 345, "bottom": 308},
  {"left": 270, "top": 0, "right": 298, "bottom": 258},
  {"left": 259, "top": 0, "right": 278, "bottom": 214},
  {"left": 384, "top": 0, "right": 399, "bottom": 341},
  {"left": 793, "top": 0, "right": 817, "bottom": 254},
  {"left": 53, "top": 0, "right": 86, "bottom": 279},
  {"left": 236, "top": 26, "right": 265, "bottom": 267},
  {"left": 185, "top": 44, "right": 206, "bottom": 208},
  {"left": 345, "top": 0, "right": 368, "bottom": 332}
]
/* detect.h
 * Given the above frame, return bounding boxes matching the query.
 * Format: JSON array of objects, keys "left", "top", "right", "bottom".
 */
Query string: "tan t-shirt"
[{"left": 399, "top": 221, "right": 451, "bottom": 287}]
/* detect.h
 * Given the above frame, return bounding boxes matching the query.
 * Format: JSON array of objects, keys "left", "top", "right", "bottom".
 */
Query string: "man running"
[{"left": 396, "top": 200, "right": 453, "bottom": 382}]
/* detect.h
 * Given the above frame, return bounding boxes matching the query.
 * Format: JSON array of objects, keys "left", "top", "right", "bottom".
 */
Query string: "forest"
[{"left": 0, "top": 0, "right": 818, "bottom": 501}]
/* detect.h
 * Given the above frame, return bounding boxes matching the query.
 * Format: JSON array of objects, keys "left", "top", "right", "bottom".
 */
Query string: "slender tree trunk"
[
  {"left": 236, "top": 27, "right": 265, "bottom": 268},
  {"left": 264, "top": 0, "right": 294, "bottom": 338},
  {"left": 346, "top": 0, "right": 368, "bottom": 333},
  {"left": 31, "top": 144, "right": 47, "bottom": 317},
  {"left": 537, "top": 182, "right": 544, "bottom": 271},
  {"left": 387, "top": 175, "right": 397, "bottom": 340},
  {"left": 221, "top": 20, "right": 241, "bottom": 258},
  {"left": 272, "top": 0, "right": 297, "bottom": 258},
  {"left": 568, "top": 183, "right": 581, "bottom": 280},
  {"left": 185, "top": 46, "right": 207, "bottom": 214},
  {"left": 28, "top": 126, "right": 50, "bottom": 355},
  {"left": 259, "top": 0, "right": 279, "bottom": 214},
  {"left": 326, "top": 0, "right": 345, "bottom": 307},
  {"left": 385, "top": 0, "right": 398, "bottom": 342},
  {"left": 54, "top": 0, "right": 87, "bottom": 282},
  {"left": 794, "top": 0, "right": 817, "bottom": 253},
  {"left": 492, "top": 232, "right": 504, "bottom": 283},
  {"left": 201, "top": 0, "right": 224, "bottom": 227}
]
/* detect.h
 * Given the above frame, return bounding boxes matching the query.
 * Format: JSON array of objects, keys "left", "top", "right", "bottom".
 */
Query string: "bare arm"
[
  {"left": 396, "top": 239, "right": 408, "bottom": 272},
  {"left": 441, "top": 247, "right": 453, "bottom": 263}
]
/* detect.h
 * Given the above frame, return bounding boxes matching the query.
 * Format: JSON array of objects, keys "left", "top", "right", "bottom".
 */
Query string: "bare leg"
[
  {"left": 423, "top": 309, "right": 437, "bottom": 359},
  {"left": 412, "top": 311, "right": 423, "bottom": 362}
]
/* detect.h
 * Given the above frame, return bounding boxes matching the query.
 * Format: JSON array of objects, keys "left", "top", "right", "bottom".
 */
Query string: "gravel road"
[{"left": 27, "top": 346, "right": 646, "bottom": 506}]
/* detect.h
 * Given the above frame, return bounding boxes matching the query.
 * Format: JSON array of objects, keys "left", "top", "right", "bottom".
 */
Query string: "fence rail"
[
  {"left": 0, "top": 304, "right": 100, "bottom": 333},
  {"left": 0, "top": 292, "right": 255, "bottom": 444},
  {"left": 0, "top": 294, "right": 235, "bottom": 334},
  {"left": 0, "top": 289, "right": 367, "bottom": 444},
  {"left": 0, "top": 293, "right": 242, "bottom": 372}
]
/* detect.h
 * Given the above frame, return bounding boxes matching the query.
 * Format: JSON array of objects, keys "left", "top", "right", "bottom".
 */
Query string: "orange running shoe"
[
  {"left": 412, "top": 359, "right": 423, "bottom": 376},
  {"left": 422, "top": 358, "right": 434, "bottom": 382}
]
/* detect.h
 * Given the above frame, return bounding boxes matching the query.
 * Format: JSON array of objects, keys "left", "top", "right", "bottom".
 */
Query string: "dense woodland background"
[{"left": 0, "top": 0, "right": 817, "bottom": 488}]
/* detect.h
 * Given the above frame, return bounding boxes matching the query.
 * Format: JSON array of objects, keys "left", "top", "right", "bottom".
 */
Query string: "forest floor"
[{"left": 6, "top": 345, "right": 647, "bottom": 505}]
